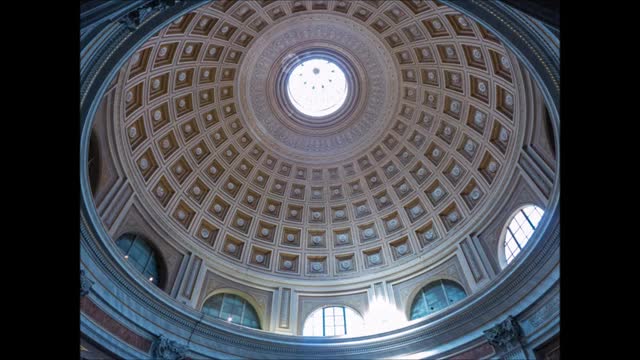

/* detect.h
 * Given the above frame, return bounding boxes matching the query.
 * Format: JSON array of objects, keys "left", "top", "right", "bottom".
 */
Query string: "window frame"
[
  {"left": 302, "top": 305, "right": 363, "bottom": 337},
  {"left": 408, "top": 279, "right": 467, "bottom": 321},
  {"left": 115, "top": 233, "right": 161, "bottom": 287},
  {"left": 498, "top": 205, "right": 545, "bottom": 269},
  {"left": 201, "top": 292, "right": 262, "bottom": 330}
]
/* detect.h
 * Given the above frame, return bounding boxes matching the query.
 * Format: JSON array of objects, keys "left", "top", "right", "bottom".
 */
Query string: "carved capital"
[
  {"left": 152, "top": 335, "right": 188, "bottom": 360},
  {"left": 119, "top": 11, "right": 140, "bottom": 31},
  {"left": 483, "top": 316, "right": 522, "bottom": 352},
  {"left": 80, "top": 269, "right": 94, "bottom": 297},
  {"left": 119, "top": 0, "right": 180, "bottom": 32}
]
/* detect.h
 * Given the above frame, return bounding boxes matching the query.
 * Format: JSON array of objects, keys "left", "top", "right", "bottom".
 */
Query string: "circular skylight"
[{"left": 286, "top": 58, "right": 348, "bottom": 117}]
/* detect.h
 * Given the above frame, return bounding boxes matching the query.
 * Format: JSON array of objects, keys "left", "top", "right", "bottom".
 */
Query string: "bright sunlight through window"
[{"left": 286, "top": 58, "right": 348, "bottom": 117}]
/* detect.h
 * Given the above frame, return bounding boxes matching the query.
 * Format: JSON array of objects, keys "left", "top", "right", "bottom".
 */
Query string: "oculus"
[{"left": 286, "top": 58, "right": 348, "bottom": 117}]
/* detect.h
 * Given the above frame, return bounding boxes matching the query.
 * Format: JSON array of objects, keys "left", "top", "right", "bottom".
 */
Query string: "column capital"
[
  {"left": 152, "top": 334, "right": 189, "bottom": 360},
  {"left": 483, "top": 315, "right": 522, "bottom": 352}
]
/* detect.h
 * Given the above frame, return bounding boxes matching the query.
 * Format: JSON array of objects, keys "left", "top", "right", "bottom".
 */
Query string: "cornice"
[{"left": 81, "top": 203, "right": 557, "bottom": 358}]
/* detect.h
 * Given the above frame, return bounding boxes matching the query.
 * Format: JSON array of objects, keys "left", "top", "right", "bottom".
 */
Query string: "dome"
[
  {"left": 80, "top": 1, "right": 559, "bottom": 359},
  {"left": 102, "top": 1, "right": 528, "bottom": 283}
]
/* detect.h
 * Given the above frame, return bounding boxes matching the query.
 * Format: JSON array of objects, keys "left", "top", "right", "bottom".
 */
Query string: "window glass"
[
  {"left": 302, "top": 306, "right": 363, "bottom": 336},
  {"left": 444, "top": 282, "right": 467, "bottom": 304},
  {"left": 410, "top": 280, "right": 467, "bottom": 320},
  {"left": 115, "top": 234, "right": 160, "bottom": 286},
  {"left": 504, "top": 205, "right": 545, "bottom": 264},
  {"left": 202, "top": 293, "right": 261, "bottom": 329},
  {"left": 203, "top": 295, "right": 222, "bottom": 318}
]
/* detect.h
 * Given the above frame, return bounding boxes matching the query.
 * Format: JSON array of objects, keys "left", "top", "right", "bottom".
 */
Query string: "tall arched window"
[
  {"left": 202, "top": 293, "right": 261, "bottom": 329},
  {"left": 302, "top": 306, "right": 364, "bottom": 336},
  {"left": 410, "top": 280, "right": 467, "bottom": 320},
  {"left": 116, "top": 233, "right": 160, "bottom": 286},
  {"left": 503, "top": 205, "right": 545, "bottom": 265}
]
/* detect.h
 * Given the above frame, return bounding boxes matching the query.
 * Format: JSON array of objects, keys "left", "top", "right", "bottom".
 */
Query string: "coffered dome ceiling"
[{"left": 109, "top": 0, "right": 527, "bottom": 283}]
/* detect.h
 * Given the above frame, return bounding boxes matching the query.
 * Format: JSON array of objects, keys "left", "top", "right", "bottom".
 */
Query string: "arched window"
[
  {"left": 202, "top": 293, "right": 261, "bottom": 329},
  {"left": 302, "top": 306, "right": 364, "bottom": 336},
  {"left": 116, "top": 233, "right": 160, "bottom": 286},
  {"left": 410, "top": 280, "right": 467, "bottom": 320},
  {"left": 503, "top": 205, "right": 545, "bottom": 265}
]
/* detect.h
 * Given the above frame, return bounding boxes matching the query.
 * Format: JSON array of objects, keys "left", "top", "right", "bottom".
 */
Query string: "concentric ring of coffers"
[
  {"left": 113, "top": 0, "right": 524, "bottom": 282},
  {"left": 239, "top": 12, "right": 397, "bottom": 161}
]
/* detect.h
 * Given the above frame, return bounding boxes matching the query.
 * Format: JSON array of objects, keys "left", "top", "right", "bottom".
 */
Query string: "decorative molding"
[
  {"left": 521, "top": 291, "right": 559, "bottom": 335},
  {"left": 518, "top": 151, "right": 552, "bottom": 199},
  {"left": 373, "top": 282, "right": 386, "bottom": 299},
  {"left": 279, "top": 288, "right": 291, "bottom": 329},
  {"left": 460, "top": 237, "right": 484, "bottom": 283},
  {"left": 471, "top": 234, "right": 496, "bottom": 280},
  {"left": 447, "top": 341, "right": 495, "bottom": 360},
  {"left": 80, "top": 296, "right": 153, "bottom": 353},
  {"left": 180, "top": 256, "right": 202, "bottom": 300},
  {"left": 100, "top": 181, "right": 133, "bottom": 230}
]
